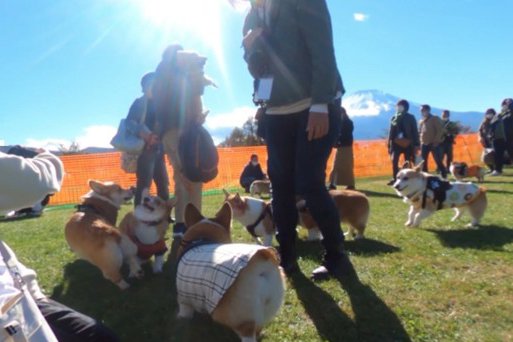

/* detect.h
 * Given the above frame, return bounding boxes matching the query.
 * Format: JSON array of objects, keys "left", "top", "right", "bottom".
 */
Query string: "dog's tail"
[{"left": 467, "top": 187, "right": 487, "bottom": 205}]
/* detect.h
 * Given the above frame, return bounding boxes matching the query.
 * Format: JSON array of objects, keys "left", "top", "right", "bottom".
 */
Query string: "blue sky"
[{"left": 1, "top": 0, "right": 512, "bottom": 148}]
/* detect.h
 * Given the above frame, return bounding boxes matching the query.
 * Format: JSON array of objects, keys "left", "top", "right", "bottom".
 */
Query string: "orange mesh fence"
[{"left": 51, "top": 133, "right": 483, "bottom": 206}]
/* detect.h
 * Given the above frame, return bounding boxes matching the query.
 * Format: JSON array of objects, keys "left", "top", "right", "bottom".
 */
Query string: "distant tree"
[
  {"left": 219, "top": 117, "right": 265, "bottom": 147},
  {"left": 58, "top": 141, "right": 82, "bottom": 155}
]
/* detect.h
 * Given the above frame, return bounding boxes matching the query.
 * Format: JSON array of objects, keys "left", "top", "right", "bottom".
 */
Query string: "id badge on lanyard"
[{"left": 253, "top": 77, "right": 274, "bottom": 103}]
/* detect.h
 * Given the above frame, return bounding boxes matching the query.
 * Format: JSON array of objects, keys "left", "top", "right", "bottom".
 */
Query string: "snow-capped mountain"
[{"left": 343, "top": 90, "right": 483, "bottom": 140}]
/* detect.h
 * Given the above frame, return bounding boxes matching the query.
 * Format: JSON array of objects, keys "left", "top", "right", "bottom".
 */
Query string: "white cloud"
[
  {"left": 206, "top": 106, "right": 255, "bottom": 130},
  {"left": 353, "top": 13, "right": 369, "bottom": 22},
  {"left": 24, "top": 125, "right": 117, "bottom": 150}
]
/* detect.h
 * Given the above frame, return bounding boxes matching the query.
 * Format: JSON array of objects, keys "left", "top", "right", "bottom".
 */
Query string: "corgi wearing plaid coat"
[{"left": 176, "top": 203, "right": 285, "bottom": 342}]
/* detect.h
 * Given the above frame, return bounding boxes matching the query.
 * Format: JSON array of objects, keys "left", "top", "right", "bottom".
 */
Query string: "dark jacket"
[
  {"left": 442, "top": 120, "right": 459, "bottom": 144},
  {"left": 499, "top": 109, "right": 513, "bottom": 139},
  {"left": 479, "top": 118, "right": 506, "bottom": 147},
  {"left": 388, "top": 112, "right": 420, "bottom": 151},
  {"left": 243, "top": 0, "right": 344, "bottom": 106},
  {"left": 240, "top": 163, "right": 265, "bottom": 184},
  {"left": 335, "top": 117, "right": 354, "bottom": 148}
]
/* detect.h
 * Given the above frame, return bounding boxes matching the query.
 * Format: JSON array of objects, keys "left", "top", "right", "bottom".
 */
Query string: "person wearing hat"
[
  {"left": 419, "top": 104, "right": 447, "bottom": 178},
  {"left": 440, "top": 110, "right": 459, "bottom": 171},
  {"left": 478, "top": 108, "right": 507, "bottom": 175},
  {"left": 387, "top": 99, "right": 420, "bottom": 185},
  {"left": 237, "top": 0, "right": 355, "bottom": 281},
  {"left": 499, "top": 98, "right": 513, "bottom": 164},
  {"left": 126, "top": 72, "right": 170, "bottom": 207}
]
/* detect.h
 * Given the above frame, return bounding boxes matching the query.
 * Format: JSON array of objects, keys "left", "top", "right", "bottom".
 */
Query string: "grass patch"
[{"left": 1, "top": 173, "right": 513, "bottom": 341}]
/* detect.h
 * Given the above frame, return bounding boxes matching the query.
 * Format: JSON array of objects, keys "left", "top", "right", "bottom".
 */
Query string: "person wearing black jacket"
[
  {"left": 329, "top": 107, "right": 355, "bottom": 190},
  {"left": 387, "top": 99, "right": 420, "bottom": 185},
  {"left": 240, "top": 154, "right": 266, "bottom": 193}
]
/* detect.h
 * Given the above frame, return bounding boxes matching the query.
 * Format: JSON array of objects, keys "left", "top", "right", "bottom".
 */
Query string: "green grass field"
[{"left": 1, "top": 173, "right": 513, "bottom": 342}]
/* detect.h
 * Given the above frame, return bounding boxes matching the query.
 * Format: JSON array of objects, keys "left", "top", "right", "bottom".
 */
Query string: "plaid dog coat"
[{"left": 176, "top": 243, "right": 267, "bottom": 314}]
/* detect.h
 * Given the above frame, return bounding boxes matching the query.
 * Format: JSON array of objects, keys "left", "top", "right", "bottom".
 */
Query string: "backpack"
[{"left": 178, "top": 124, "right": 219, "bottom": 183}]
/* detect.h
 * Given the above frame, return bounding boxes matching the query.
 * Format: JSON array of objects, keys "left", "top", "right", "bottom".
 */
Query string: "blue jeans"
[
  {"left": 135, "top": 145, "right": 169, "bottom": 206},
  {"left": 264, "top": 102, "right": 344, "bottom": 267},
  {"left": 421, "top": 144, "right": 447, "bottom": 178}
]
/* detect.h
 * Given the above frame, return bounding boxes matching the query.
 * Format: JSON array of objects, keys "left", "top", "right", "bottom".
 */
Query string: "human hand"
[
  {"left": 306, "top": 112, "right": 329, "bottom": 141},
  {"left": 242, "top": 27, "right": 264, "bottom": 50}
]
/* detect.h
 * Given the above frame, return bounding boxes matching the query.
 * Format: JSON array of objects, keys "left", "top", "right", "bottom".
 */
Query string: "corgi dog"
[
  {"left": 64, "top": 180, "right": 142, "bottom": 290},
  {"left": 393, "top": 162, "right": 487, "bottom": 227},
  {"left": 297, "top": 190, "right": 370, "bottom": 241},
  {"left": 119, "top": 189, "right": 175, "bottom": 274},
  {"left": 176, "top": 203, "right": 285, "bottom": 342},
  {"left": 223, "top": 190, "right": 275, "bottom": 246},
  {"left": 249, "top": 180, "right": 271, "bottom": 198},
  {"left": 450, "top": 162, "right": 486, "bottom": 183}
]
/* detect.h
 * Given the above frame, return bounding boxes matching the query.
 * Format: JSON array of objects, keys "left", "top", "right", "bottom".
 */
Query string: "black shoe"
[
  {"left": 345, "top": 185, "right": 356, "bottom": 190},
  {"left": 173, "top": 223, "right": 186, "bottom": 238},
  {"left": 311, "top": 254, "right": 356, "bottom": 281},
  {"left": 387, "top": 179, "right": 396, "bottom": 186},
  {"left": 328, "top": 184, "right": 337, "bottom": 190}
]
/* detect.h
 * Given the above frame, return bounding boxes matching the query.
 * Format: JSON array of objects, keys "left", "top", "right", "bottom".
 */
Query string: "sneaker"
[
  {"left": 386, "top": 179, "right": 396, "bottom": 186},
  {"left": 328, "top": 184, "right": 337, "bottom": 190},
  {"left": 490, "top": 171, "right": 502, "bottom": 177},
  {"left": 173, "top": 223, "right": 186, "bottom": 238},
  {"left": 311, "top": 253, "right": 356, "bottom": 281}
]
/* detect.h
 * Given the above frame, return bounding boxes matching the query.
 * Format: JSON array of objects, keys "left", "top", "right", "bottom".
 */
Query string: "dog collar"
[
  {"left": 176, "top": 238, "right": 218, "bottom": 265},
  {"left": 75, "top": 204, "right": 101, "bottom": 215}
]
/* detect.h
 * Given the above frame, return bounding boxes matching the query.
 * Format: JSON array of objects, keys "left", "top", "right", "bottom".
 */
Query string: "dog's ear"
[
  {"left": 222, "top": 189, "right": 230, "bottom": 199},
  {"left": 185, "top": 203, "right": 204, "bottom": 228},
  {"left": 214, "top": 202, "right": 232, "bottom": 232},
  {"left": 401, "top": 161, "right": 411, "bottom": 169},
  {"left": 88, "top": 180, "right": 105, "bottom": 194},
  {"left": 413, "top": 161, "right": 424, "bottom": 173}
]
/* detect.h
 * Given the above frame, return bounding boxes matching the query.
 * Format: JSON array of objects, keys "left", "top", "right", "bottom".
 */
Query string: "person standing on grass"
[
  {"left": 419, "top": 104, "right": 447, "bottom": 178},
  {"left": 499, "top": 98, "right": 513, "bottom": 165},
  {"left": 440, "top": 110, "right": 459, "bottom": 171},
  {"left": 387, "top": 99, "right": 420, "bottom": 185},
  {"left": 236, "top": 0, "right": 355, "bottom": 280},
  {"left": 126, "top": 72, "right": 170, "bottom": 207},
  {"left": 329, "top": 107, "right": 355, "bottom": 190},
  {"left": 240, "top": 154, "right": 266, "bottom": 193},
  {"left": 478, "top": 108, "right": 507, "bottom": 176},
  {"left": 0, "top": 150, "right": 119, "bottom": 342}
]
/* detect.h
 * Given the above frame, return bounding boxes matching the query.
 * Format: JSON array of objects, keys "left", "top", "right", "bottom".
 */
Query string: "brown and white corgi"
[
  {"left": 394, "top": 162, "right": 487, "bottom": 227},
  {"left": 176, "top": 203, "right": 285, "bottom": 342},
  {"left": 119, "top": 189, "right": 175, "bottom": 274},
  {"left": 297, "top": 190, "right": 370, "bottom": 240},
  {"left": 450, "top": 162, "right": 486, "bottom": 183},
  {"left": 64, "top": 180, "right": 142, "bottom": 290},
  {"left": 223, "top": 190, "right": 275, "bottom": 246},
  {"left": 249, "top": 180, "right": 271, "bottom": 198}
]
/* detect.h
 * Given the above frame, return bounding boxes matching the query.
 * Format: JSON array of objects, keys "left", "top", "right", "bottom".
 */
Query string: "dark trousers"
[
  {"left": 135, "top": 145, "right": 169, "bottom": 206},
  {"left": 38, "top": 299, "right": 119, "bottom": 342},
  {"left": 240, "top": 177, "right": 257, "bottom": 193},
  {"left": 390, "top": 145, "right": 414, "bottom": 179},
  {"left": 265, "top": 104, "right": 344, "bottom": 267},
  {"left": 440, "top": 141, "right": 454, "bottom": 170},
  {"left": 493, "top": 139, "right": 507, "bottom": 173},
  {"left": 421, "top": 144, "right": 447, "bottom": 178}
]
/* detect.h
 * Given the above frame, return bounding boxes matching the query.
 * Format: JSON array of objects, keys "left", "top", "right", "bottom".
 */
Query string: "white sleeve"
[{"left": 0, "top": 151, "right": 64, "bottom": 214}]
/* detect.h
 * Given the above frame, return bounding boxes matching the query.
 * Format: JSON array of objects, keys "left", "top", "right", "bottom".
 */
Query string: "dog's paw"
[
  {"left": 129, "top": 269, "right": 144, "bottom": 279},
  {"left": 152, "top": 265, "right": 163, "bottom": 274},
  {"left": 354, "top": 234, "right": 365, "bottom": 240},
  {"left": 404, "top": 221, "right": 413, "bottom": 227},
  {"left": 466, "top": 222, "right": 480, "bottom": 229},
  {"left": 117, "top": 280, "right": 130, "bottom": 290},
  {"left": 177, "top": 304, "right": 194, "bottom": 319}
]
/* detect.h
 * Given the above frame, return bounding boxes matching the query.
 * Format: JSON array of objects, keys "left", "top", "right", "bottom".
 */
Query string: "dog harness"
[
  {"left": 246, "top": 203, "right": 273, "bottom": 238},
  {"left": 176, "top": 243, "right": 267, "bottom": 314},
  {"left": 129, "top": 235, "right": 167, "bottom": 260},
  {"left": 420, "top": 177, "right": 481, "bottom": 210}
]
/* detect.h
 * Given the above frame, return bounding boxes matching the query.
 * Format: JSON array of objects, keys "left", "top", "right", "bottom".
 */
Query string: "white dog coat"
[
  {"left": 419, "top": 177, "right": 481, "bottom": 210},
  {"left": 176, "top": 243, "right": 267, "bottom": 314}
]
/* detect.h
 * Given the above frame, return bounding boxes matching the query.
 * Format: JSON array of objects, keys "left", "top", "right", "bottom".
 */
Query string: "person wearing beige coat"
[{"left": 418, "top": 104, "right": 447, "bottom": 178}]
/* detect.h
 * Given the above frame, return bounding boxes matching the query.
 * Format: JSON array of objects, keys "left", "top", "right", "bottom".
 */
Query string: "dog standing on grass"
[
  {"left": 393, "top": 162, "right": 487, "bottom": 228},
  {"left": 176, "top": 203, "right": 285, "bottom": 342}
]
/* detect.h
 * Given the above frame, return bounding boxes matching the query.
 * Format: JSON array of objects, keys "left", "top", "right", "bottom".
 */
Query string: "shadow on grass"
[
  {"left": 51, "top": 255, "right": 239, "bottom": 342},
  {"left": 290, "top": 272, "right": 411, "bottom": 342},
  {"left": 486, "top": 189, "right": 513, "bottom": 195},
  {"left": 296, "top": 238, "right": 401, "bottom": 262},
  {"left": 427, "top": 225, "right": 513, "bottom": 251},
  {"left": 338, "top": 276, "right": 412, "bottom": 342}
]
